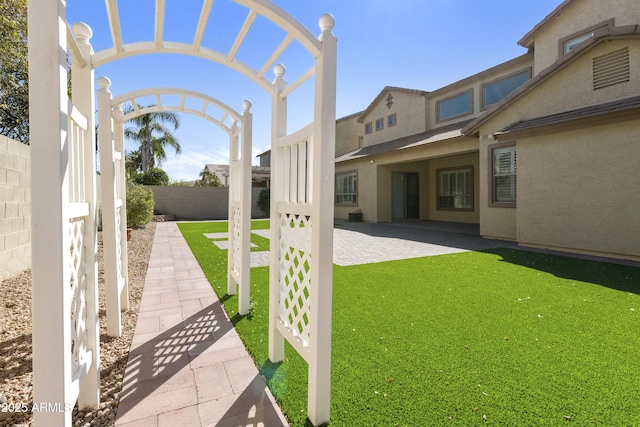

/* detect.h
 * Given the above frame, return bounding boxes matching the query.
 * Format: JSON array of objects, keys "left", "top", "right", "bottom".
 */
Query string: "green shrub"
[
  {"left": 132, "top": 167, "right": 170, "bottom": 186},
  {"left": 126, "top": 184, "right": 154, "bottom": 228},
  {"left": 257, "top": 187, "right": 270, "bottom": 216}
]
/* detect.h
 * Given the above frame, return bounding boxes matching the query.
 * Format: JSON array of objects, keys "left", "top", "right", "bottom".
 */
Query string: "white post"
[
  {"left": 28, "top": 0, "right": 74, "bottom": 424},
  {"left": 238, "top": 100, "right": 253, "bottom": 315},
  {"left": 268, "top": 64, "right": 287, "bottom": 362},
  {"left": 308, "top": 14, "right": 337, "bottom": 426},
  {"left": 72, "top": 22, "right": 101, "bottom": 410},
  {"left": 113, "top": 106, "right": 129, "bottom": 311},
  {"left": 227, "top": 119, "right": 239, "bottom": 296},
  {"left": 98, "top": 76, "right": 122, "bottom": 337}
]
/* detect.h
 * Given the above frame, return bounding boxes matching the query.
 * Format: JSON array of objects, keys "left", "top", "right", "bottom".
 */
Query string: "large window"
[
  {"left": 336, "top": 171, "right": 357, "bottom": 205},
  {"left": 492, "top": 145, "right": 516, "bottom": 205},
  {"left": 482, "top": 69, "right": 530, "bottom": 109},
  {"left": 437, "top": 90, "right": 473, "bottom": 122},
  {"left": 437, "top": 167, "right": 473, "bottom": 210}
]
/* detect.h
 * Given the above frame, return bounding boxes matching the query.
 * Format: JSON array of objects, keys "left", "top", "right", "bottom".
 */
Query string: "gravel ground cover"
[{"left": 0, "top": 222, "right": 156, "bottom": 427}]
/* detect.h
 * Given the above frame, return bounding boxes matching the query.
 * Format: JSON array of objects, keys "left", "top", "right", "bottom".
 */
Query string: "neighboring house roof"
[
  {"left": 335, "top": 119, "right": 473, "bottom": 163},
  {"left": 494, "top": 95, "right": 640, "bottom": 140},
  {"left": 463, "top": 25, "right": 640, "bottom": 136},
  {"left": 518, "top": 0, "right": 577, "bottom": 48},
  {"left": 357, "top": 86, "right": 429, "bottom": 123},
  {"left": 256, "top": 149, "right": 271, "bottom": 158},
  {"left": 337, "top": 110, "right": 364, "bottom": 122}
]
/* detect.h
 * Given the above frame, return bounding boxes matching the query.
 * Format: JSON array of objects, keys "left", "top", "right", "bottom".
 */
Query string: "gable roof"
[
  {"left": 336, "top": 119, "right": 473, "bottom": 163},
  {"left": 357, "top": 86, "right": 429, "bottom": 123},
  {"left": 518, "top": 0, "right": 578, "bottom": 48},
  {"left": 494, "top": 95, "right": 640, "bottom": 140},
  {"left": 463, "top": 25, "right": 640, "bottom": 136}
]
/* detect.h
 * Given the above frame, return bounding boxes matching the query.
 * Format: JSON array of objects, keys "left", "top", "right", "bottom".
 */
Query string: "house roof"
[
  {"left": 463, "top": 25, "right": 640, "bottom": 136},
  {"left": 335, "top": 119, "right": 474, "bottom": 163},
  {"left": 256, "top": 150, "right": 270, "bottom": 158},
  {"left": 494, "top": 95, "right": 640, "bottom": 140},
  {"left": 518, "top": 0, "right": 577, "bottom": 48},
  {"left": 357, "top": 86, "right": 429, "bottom": 123}
]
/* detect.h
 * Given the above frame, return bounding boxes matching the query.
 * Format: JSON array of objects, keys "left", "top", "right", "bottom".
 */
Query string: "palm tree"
[{"left": 123, "top": 105, "right": 181, "bottom": 172}]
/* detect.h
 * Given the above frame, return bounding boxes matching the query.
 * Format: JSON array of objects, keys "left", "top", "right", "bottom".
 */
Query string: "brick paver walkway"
[{"left": 115, "top": 222, "right": 288, "bottom": 427}]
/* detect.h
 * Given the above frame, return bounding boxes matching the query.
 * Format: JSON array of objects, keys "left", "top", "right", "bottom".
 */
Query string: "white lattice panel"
[
  {"left": 115, "top": 206, "right": 124, "bottom": 284},
  {"left": 69, "top": 218, "right": 88, "bottom": 380},
  {"left": 231, "top": 205, "right": 241, "bottom": 277},
  {"left": 278, "top": 213, "right": 312, "bottom": 346}
]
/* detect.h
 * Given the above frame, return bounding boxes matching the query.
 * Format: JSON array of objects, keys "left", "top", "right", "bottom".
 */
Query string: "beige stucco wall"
[
  {"left": 528, "top": 0, "right": 640, "bottom": 74},
  {"left": 516, "top": 120, "right": 640, "bottom": 259},
  {"left": 335, "top": 114, "right": 362, "bottom": 157},
  {"left": 0, "top": 135, "right": 31, "bottom": 281},
  {"left": 334, "top": 159, "right": 377, "bottom": 222},
  {"left": 428, "top": 153, "right": 480, "bottom": 224},
  {"left": 361, "top": 90, "right": 427, "bottom": 147}
]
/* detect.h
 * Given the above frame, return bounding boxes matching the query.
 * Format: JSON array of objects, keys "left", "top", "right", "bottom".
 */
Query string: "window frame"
[
  {"left": 335, "top": 170, "right": 358, "bottom": 206},
  {"left": 558, "top": 19, "right": 614, "bottom": 56},
  {"left": 375, "top": 118, "right": 384, "bottom": 131},
  {"left": 488, "top": 141, "right": 517, "bottom": 208},
  {"left": 388, "top": 113, "right": 397, "bottom": 127},
  {"left": 436, "top": 89, "right": 474, "bottom": 123},
  {"left": 481, "top": 68, "right": 531, "bottom": 110},
  {"left": 364, "top": 122, "right": 372, "bottom": 134},
  {"left": 436, "top": 166, "right": 474, "bottom": 212}
]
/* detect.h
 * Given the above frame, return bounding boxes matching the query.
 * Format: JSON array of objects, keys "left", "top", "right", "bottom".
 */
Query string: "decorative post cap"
[
  {"left": 242, "top": 100, "right": 252, "bottom": 112},
  {"left": 273, "top": 63, "right": 286, "bottom": 78},
  {"left": 319, "top": 14, "right": 335, "bottom": 33},
  {"left": 72, "top": 22, "right": 93, "bottom": 43},
  {"left": 97, "top": 76, "right": 111, "bottom": 90},
  {"left": 112, "top": 105, "right": 124, "bottom": 121}
]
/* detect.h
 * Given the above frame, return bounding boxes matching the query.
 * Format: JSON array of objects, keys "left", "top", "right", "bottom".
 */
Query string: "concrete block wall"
[
  {"left": 0, "top": 135, "right": 31, "bottom": 281},
  {"left": 145, "top": 186, "right": 267, "bottom": 220}
]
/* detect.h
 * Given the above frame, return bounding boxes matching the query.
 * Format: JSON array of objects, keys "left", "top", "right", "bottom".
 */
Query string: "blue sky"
[{"left": 66, "top": 0, "right": 561, "bottom": 181}]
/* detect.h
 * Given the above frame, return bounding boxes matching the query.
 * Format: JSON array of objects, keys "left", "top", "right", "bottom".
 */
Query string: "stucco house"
[{"left": 335, "top": 0, "right": 639, "bottom": 261}]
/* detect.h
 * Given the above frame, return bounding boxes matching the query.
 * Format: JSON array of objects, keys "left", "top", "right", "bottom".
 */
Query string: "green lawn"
[{"left": 178, "top": 221, "right": 640, "bottom": 426}]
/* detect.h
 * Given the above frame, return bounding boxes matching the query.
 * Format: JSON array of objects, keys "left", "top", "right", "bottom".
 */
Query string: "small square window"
[
  {"left": 364, "top": 122, "right": 372, "bottom": 134},
  {"left": 388, "top": 113, "right": 397, "bottom": 127},
  {"left": 375, "top": 118, "right": 384, "bottom": 131}
]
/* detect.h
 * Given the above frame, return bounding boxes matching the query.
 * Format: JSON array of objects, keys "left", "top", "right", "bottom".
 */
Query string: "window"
[
  {"left": 375, "top": 118, "right": 384, "bottom": 131},
  {"left": 364, "top": 122, "right": 372, "bottom": 134},
  {"left": 492, "top": 145, "right": 516, "bottom": 205},
  {"left": 564, "top": 32, "right": 594, "bottom": 53},
  {"left": 437, "top": 90, "right": 473, "bottom": 122},
  {"left": 336, "top": 171, "right": 357, "bottom": 205},
  {"left": 559, "top": 19, "right": 613, "bottom": 56},
  {"left": 482, "top": 69, "right": 530, "bottom": 109},
  {"left": 388, "top": 113, "right": 397, "bottom": 127},
  {"left": 438, "top": 167, "right": 473, "bottom": 210}
]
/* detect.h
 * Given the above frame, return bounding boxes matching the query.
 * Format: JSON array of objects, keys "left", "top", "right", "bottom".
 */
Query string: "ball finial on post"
[
  {"left": 319, "top": 14, "right": 335, "bottom": 33},
  {"left": 273, "top": 63, "right": 286, "bottom": 79},
  {"left": 72, "top": 22, "right": 93, "bottom": 44},
  {"left": 242, "top": 100, "right": 252, "bottom": 112},
  {"left": 97, "top": 76, "right": 112, "bottom": 90}
]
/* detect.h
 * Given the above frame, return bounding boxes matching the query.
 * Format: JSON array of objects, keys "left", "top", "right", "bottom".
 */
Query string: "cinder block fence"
[{"left": 0, "top": 135, "right": 31, "bottom": 281}]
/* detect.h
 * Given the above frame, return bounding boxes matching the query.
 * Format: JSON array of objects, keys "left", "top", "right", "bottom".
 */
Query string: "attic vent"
[{"left": 593, "top": 47, "right": 630, "bottom": 90}]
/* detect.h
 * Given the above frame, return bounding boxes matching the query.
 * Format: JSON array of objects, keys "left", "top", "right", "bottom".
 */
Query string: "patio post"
[
  {"left": 307, "top": 14, "right": 337, "bottom": 426},
  {"left": 71, "top": 21, "right": 101, "bottom": 410},
  {"left": 113, "top": 105, "right": 129, "bottom": 311},
  {"left": 28, "top": 0, "right": 74, "bottom": 424},
  {"left": 238, "top": 100, "right": 253, "bottom": 315},
  {"left": 227, "top": 119, "right": 239, "bottom": 296},
  {"left": 268, "top": 64, "right": 287, "bottom": 362}
]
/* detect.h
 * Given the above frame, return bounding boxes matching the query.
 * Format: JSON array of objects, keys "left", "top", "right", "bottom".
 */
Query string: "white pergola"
[{"left": 27, "top": 1, "right": 337, "bottom": 426}]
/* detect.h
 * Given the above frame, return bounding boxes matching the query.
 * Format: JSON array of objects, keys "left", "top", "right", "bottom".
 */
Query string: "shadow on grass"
[{"left": 483, "top": 247, "right": 640, "bottom": 295}]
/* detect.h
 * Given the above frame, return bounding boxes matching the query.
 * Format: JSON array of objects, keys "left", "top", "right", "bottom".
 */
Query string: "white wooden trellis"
[
  {"left": 110, "top": 89, "right": 250, "bottom": 317},
  {"left": 28, "top": 14, "right": 100, "bottom": 425},
  {"left": 97, "top": 80, "right": 129, "bottom": 338},
  {"left": 227, "top": 101, "right": 253, "bottom": 315},
  {"left": 29, "top": 1, "right": 336, "bottom": 425}
]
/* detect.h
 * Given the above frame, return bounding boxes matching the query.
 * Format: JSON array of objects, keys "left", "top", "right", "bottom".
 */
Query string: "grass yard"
[{"left": 178, "top": 221, "right": 640, "bottom": 426}]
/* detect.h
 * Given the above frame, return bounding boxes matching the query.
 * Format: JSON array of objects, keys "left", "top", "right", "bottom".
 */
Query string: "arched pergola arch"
[
  {"left": 111, "top": 87, "right": 243, "bottom": 134},
  {"left": 101, "top": 85, "right": 254, "bottom": 335},
  {"left": 95, "top": 0, "right": 322, "bottom": 94},
  {"left": 28, "top": 1, "right": 336, "bottom": 425}
]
